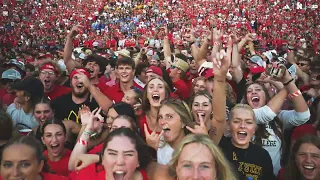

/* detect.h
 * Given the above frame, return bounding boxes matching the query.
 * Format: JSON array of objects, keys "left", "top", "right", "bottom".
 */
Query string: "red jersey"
[
  {"left": 88, "top": 143, "right": 104, "bottom": 154},
  {"left": 43, "top": 149, "right": 71, "bottom": 177},
  {"left": 105, "top": 82, "right": 143, "bottom": 103},
  {"left": 69, "top": 163, "right": 148, "bottom": 180},
  {"left": 46, "top": 85, "right": 72, "bottom": 100},
  {"left": 173, "top": 79, "right": 190, "bottom": 100}
]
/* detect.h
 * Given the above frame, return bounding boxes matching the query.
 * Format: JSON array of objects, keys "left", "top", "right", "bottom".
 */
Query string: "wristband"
[
  {"left": 83, "top": 130, "right": 94, "bottom": 137},
  {"left": 283, "top": 78, "right": 294, "bottom": 86},
  {"left": 190, "top": 41, "right": 195, "bottom": 46},
  {"left": 288, "top": 90, "right": 302, "bottom": 99},
  {"left": 287, "top": 49, "right": 294, "bottom": 53},
  {"left": 78, "top": 139, "right": 88, "bottom": 146}
]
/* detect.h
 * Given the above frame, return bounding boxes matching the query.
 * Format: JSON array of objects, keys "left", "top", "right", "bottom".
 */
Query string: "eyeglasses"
[
  {"left": 40, "top": 71, "right": 55, "bottom": 76},
  {"left": 297, "top": 62, "right": 308, "bottom": 66}
]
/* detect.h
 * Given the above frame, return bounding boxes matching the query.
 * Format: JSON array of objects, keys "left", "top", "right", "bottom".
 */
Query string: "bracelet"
[
  {"left": 283, "top": 78, "right": 294, "bottom": 86},
  {"left": 288, "top": 90, "right": 302, "bottom": 99},
  {"left": 190, "top": 41, "right": 195, "bottom": 46},
  {"left": 83, "top": 130, "right": 93, "bottom": 136},
  {"left": 287, "top": 49, "right": 294, "bottom": 53},
  {"left": 78, "top": 139, "right": 88, "bottom": 146}
]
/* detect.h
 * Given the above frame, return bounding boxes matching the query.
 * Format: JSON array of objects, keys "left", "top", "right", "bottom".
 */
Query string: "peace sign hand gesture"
[
  {"left": 186, "top": 113, "right": 208, "bottom": 135},
  {"left": 85, "top": 107, "right": 104, "bottom": 134},
  {"left": 144, "top": 123, "right": 163, "bottom": 150}
]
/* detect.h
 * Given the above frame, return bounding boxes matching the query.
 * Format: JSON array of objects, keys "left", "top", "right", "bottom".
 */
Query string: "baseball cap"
[
  {"left": 3, "top": 59, "right": 25, "bottom": 71},
  {"left": 249, "top": 66, "right": 265, "bottom": 74},
  {"left": 146, "top": 66, "right": 163, "bottom": 76},
  {"left": 1, "top": 69, "right": 21, "bottom": 80},
  {"left": 11, "top": 76, "right": 44, "bottom": 98},
  {"left": 249, "top": 55, "right": 266, "bottom": 67},
  {"left": 170, "top": 57, "right": 189, "bottom": 72}
]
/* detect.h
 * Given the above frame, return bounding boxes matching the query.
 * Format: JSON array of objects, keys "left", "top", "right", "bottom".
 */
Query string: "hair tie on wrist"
[{"left": 283, "top": 78, "right": 294, "bottom": 86}]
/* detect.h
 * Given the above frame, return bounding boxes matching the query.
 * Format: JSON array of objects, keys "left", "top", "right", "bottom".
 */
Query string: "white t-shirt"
[
  {"left": 7, "top": 103, "right": 39, "bottom": 130},
  {"left": 157, "top": 143, "right": 174, "bottom": 165},
  {"left": 262, "top": 124, "right": 281, "bottom": 176}
]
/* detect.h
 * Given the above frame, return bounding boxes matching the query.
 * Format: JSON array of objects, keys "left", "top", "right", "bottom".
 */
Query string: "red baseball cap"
[
  {"left": 249, "top": 66, "right": 265, "bottom": 74},
  {"left": 146, "top": 66, "right": 163, "bottom": 77}
]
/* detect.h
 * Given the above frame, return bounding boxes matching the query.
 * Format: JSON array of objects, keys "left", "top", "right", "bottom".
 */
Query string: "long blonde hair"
[{"left": 168, "top": 134, "right": 237, "bottom": 180}]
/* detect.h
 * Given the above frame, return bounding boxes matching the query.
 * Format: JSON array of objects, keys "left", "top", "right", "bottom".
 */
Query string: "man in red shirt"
[
  {"left": 106, "top": 57, "right": 142, "bottom": 103},
  {"left": 169, "top": 57, "right": 190, "bottom": 100},
  {"left": 39, "top": 61, "right": 72, "bottom": 100}
]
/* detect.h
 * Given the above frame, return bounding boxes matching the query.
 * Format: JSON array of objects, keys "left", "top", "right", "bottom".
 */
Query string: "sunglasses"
[{"left": 170, "top": 65, "right": 177, "bottom": 69}]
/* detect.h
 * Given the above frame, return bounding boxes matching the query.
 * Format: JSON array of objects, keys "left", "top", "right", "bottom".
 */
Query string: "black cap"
[{"left": 11, "top": 76, "right": 44, "bottom": 98}]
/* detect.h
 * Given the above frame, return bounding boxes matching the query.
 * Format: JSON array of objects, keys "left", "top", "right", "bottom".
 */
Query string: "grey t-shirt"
[{"left": 6, "top": 103, "right": 39, "bottom": 129}]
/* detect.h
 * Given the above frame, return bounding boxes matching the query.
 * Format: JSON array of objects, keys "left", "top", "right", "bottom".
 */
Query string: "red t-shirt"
[
  {"left": 138, "top": 115, "right": 161, "bottom": 138},
  {"left": 105, "top": 82, "right": 143, "bottom": 103},
  {"left": 69, "top": 163, "right": 148, "bottom": 180},
  {"left": 0, "top": 172, "right": 68, "bottom": 180},
  {"left": 94, "top": 78, "right": 110, "bottom": 96},
  {"left": 88, "top": 143, "right": 104, "bottom": 154},
  {"left": 46, "top": 85, "right": 72, "bottom": 100},
  {"left": 43, "top": 149, "right": 71, "bottom": 177},
  {"left": 173, "top": 79, "right": 190, "bottom": 100}
]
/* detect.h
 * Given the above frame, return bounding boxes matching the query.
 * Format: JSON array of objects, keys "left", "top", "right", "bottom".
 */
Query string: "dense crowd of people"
[{"left": 0, "top": 0, "right": 320, "bottom": 179}]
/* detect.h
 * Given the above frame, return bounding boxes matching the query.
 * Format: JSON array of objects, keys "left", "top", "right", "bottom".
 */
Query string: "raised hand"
[
  {"left": 144, "top": 123, "right": 163, "bottom": 150},
  {"left": 212, "top": 36, "right": 232, "bottom": 77},
  {"left": 69, "top": 24, "right": 84, "bottom": 38},
  {"left": 186, "top": 113, "right": 208, "bottom": 135},
  {"left": 79, "top": 104, "right": 91, "bottom": 125},
  {"left": 85, "top": 107, "right": 104, "bottom": 133}
]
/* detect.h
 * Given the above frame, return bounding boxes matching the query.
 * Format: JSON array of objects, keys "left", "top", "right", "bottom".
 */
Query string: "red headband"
[
  {"left": 69, "top": 68, "right": 90, "bottom": 80},
  {"left": 40, "top": 63, "right": 58, "bottom": 75}
]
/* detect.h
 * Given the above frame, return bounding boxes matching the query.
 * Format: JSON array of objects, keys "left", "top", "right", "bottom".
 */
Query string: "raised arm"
[
  {"left": 64, "top": 25, "right": 84, "bottom": 73},
  {"left": 211, "top": 36, "right": 232, "bottom": 144},
  {"left": 230, "top": 33, "right": 243, "bottom": 83},
  {"left": 68, "top": 108, "right": 106, "bottom": 171}
]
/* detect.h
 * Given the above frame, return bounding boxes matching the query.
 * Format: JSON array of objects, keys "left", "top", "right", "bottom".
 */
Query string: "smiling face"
[
  {"left": 85, "top": 61, "right": 100, "bottom": 79},
  {"left": 192, "top": 95, "right": 212, "bottom": 126},
  {"left": 1, "top": 144, "right": 43, "bottom": 180},
  {"left": 116, "top": 65, "right": 135, "bottom": 83},
  {"left": 103, "top": 136, "right": 139, "bottom": 180},
  {"left": 193, "top": 80, "right": 206, "bottom": 94},
  {"left": 71, "top": 75, "right": 89, "bottom": 98},
  {"left": 229, "top": 108, "right": 256, "bottom": 149},
  {"left": 246, "top": 83, "right": 267, "bottom": 109},
  {"left": 158, "top": 105, "right": 185, "bottom": 145},
  {"left": 39, "top": 69, "right": 57, "bottom": 93},
  {"left": 42, "top": 124, "right": 66, "bottom": 158},
  {"left": 296, "top": 143, "right": 320, "bottom": 180},
  {"left": 147, "top": 78, "right": 166, "bottom": 108},
  {"left": 176, "top": 143, "right": 216, "bottom": 180},
  {"left": 34, "top": 103, "right": 55, "bottom": 126}
]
